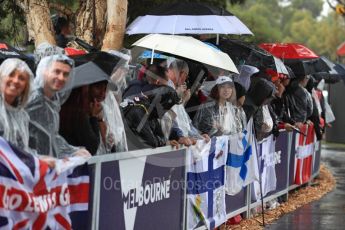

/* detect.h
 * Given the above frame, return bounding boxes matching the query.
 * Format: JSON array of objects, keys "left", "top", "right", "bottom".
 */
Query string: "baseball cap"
[{"left": 215, "top": 76, "right": 233, "bottom": 85}]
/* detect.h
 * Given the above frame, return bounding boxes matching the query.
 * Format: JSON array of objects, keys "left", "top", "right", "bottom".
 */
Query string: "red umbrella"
[
  {"left": 259, "top": 43, "right": 319, "bottom": 59},
  {"left": 337, "top": 41, "right": 345, "bottom": 56}
]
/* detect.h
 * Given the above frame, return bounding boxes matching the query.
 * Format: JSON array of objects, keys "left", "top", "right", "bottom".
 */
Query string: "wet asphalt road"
[{"left": 267, "top": 143, "right": 345, "bottom": 230}]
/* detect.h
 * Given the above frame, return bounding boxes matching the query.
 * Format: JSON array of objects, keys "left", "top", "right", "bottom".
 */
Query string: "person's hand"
[
  {"left": 107, "top": 133, "right": 115, "bottom": 147},
  {"left": 202, "top": 134, "right": 210, "bottom": 143},
  {"left": 182, "top": 89, "right": 191, "bottom": 104},
  {"left": 327, "top": 123, "right": 332, "bottom": 128},
  {"left": 39, "top": 155, "right": 56, "bottom": 169},
  {"left": 74, "top": 148, "right": 92, "bottom": 158},
  {"left": 190, "top": 137, "right": 197, "bottom": 145},
  {"left": 178, "top": 137, "right": 193, "bottom": 146},
  {"left": 284, "top": 123, "right": 295, "bottom": 132},
  {"left": 306, "top": 120, "right": 313, "bottom": 126},
  {"left": 295, "top": 122, "right": 304, "bottom": 129},
  {"left": 90, "top": 98, "right": 103, "bottom": 118},
  {"left": 176, "top": 84, "right": 187, "bottom": 97},
  {"left": 167, "top": 140, "right": 179, "bottom": 149}
]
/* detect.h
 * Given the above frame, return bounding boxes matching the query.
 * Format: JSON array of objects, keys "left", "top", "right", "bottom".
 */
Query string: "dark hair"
[
  {"left": 145, "top": 64, "right": 168, "bottom": 82},
  {"left": 234, "top": 82, "right": 246, "bottom": 100},
  {"left": 209, "top": 85, "right": 220, "bottom": 100},
  {"left": 60, "top": 86, "right": 90, "bottom": 136},
  {"left": 54, "top": 17, "right": 69, "bottom": 35}
]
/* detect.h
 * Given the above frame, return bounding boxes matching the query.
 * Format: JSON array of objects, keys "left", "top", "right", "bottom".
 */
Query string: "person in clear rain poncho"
[
  {"left": 59, "top": 51, "right": 129, "bottom": 155},
  {"left": 165, "top": 59, "right": 210, "bottom": 145},
  {"left": 0, "top": 58, "right": 64, "bottom": 168},
  {"left": 193, "top": 76, "right": 237, "bottom": 137},
  {"left": 26, "top": 54, "right": 91, "bottom": 158},
  {"left": 0, "top": 58, "right": 34, "bottom": 151}
]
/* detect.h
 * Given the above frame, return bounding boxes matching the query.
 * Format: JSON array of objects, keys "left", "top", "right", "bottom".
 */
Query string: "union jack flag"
[{"left": 0, "top": 137, "right": 89, "bottom": 230}]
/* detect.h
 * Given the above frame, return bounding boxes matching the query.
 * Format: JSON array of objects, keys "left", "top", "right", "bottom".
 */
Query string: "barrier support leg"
[{"left": 245, "top": 184, "right": 252, "bottom": 219}]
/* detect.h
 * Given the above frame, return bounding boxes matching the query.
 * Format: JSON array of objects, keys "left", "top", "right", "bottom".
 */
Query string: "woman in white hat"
[{"left": 193, "top": 76, "right": 237, "bottom": 136}]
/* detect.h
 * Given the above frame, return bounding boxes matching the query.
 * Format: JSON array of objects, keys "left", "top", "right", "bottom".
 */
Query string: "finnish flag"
[
  {"left": 186, "top": 136, "right": 228, "bottom": 230},
  {"left": 225, "top": 118, "right": 259, "bottom": 196}
]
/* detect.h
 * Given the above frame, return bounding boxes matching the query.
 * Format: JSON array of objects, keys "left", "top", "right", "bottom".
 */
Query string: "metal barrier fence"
[{"left": 87, "top": 130, "right": 321, "bottom": 230}]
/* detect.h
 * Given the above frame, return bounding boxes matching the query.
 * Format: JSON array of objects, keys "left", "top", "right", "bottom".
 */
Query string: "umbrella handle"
[
  {"left": 150, "top": 48, "right": 155, "bottom": 65},
  {"left": 150, "top": 46, "right": 158, "bottom": 65}
]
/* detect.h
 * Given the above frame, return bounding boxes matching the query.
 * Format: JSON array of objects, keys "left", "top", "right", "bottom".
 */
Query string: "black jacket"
[
  {"left": 122, "top": 85, "right": 180, "bottom": 149},
  {"left": 243, "top": 78, "right": 276, "bottom": 120}
]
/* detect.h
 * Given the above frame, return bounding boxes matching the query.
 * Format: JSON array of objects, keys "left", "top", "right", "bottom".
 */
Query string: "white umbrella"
[
  {"left": 127, "top": 15, "right": 253, "bottom": 35},
  {"left": 132, "top": 34, "right": 238, "bottom": 73},
  {"left": 126, "top": 2, "right": 253, "bottom": 36}
]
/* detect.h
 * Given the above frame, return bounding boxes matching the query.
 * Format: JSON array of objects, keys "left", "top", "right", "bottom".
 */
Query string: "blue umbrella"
[{"left": 138, "top": 50, "right": 168, "bottom": 59}]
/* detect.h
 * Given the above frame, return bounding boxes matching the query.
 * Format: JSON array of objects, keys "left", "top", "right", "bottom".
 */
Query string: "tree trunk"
[
  {"left": 76, "top": 0, "right": 107, "bottom": 48},
  {"left": 16, "top": 0, "right": 56, "bottom": 46},
  {"left": 101, "top": 0, "right": 128, "bottom": 51}
]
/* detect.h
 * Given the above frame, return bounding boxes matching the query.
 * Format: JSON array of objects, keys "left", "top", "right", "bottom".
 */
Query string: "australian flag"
[{"left": 0, "top": 137, "right": 89, "bottom": 229}]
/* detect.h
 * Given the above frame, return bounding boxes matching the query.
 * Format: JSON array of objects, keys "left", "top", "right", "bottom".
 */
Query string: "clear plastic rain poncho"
[
  {"left": 98, "top": 91, "right": 128, "bottom": 153},
  {"left": 193, "top": 76, "right": 238, "bottom": 137},
  {"left": 108, "top": 49, "right": 131, "bottom": 102},
  {"left": 96, "top": 50, "right": 131, "bottom": 153},
  {"left": 165, "top": 59, "right": 202, "bottom": 139},
  {"left": 26, "top": 54, "right": 80, "bottom": 158},
  {"left": 0, "top": 58, "right": 34, "bottom": 152}
]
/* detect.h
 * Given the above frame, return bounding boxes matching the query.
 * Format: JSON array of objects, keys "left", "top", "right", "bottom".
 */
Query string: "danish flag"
[
  {"left": 0, "top": 137, "right": 89, "bottom": 230},
  {"left": 294, "top": 124, "right": 315, "bottom": 185}
]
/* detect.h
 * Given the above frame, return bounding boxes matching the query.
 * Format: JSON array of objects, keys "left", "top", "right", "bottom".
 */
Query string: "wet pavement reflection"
[{"left": 267, "top": 143, "right": 345, "bottom": 230}]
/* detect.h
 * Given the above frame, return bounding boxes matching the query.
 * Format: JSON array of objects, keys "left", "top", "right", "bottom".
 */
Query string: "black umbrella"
[
  {"left": 67, "top": 51, "right": 121, "bottom": 90},
  {"left": 283, "top": 59, "right": 316, "bottom": 77},
  {"left": 0, "top": 41, "right": 35, "bottom": 71},
  {"left": 311, "top": 56, "right": 334, "bottom": 73},
  {"left": 206, "top": 38, "right": 276, "bottom": 69},
  {"left": 66, "top": 62, "right": 109, "bottom": 90},
  {"left": 334, "top": 64, "right": 345, "bottom": 84},
  {"left": 71, "top": 51, "right": 120, "bottom": 75},
  {"left": 334, "top": 64, "right": 345, "bottom": 77},
  {"left": 309, "top": 57, "right": 343, "bottom": 83},
  {"left": 312, "top": 72, "right": 342, "bottom": 84}
]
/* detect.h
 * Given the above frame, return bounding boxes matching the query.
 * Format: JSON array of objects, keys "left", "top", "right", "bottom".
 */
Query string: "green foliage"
[
  {"left": 128, "top": 0, "right": 230, "bottom": 23},
  {"left": 290, "top": 0, "right": 323, "bottom": 18},
  {"left": 0, "top": 0, "right": 26, "bottom": 45}
]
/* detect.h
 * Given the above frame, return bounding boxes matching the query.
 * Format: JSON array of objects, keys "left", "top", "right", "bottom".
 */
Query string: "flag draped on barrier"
[
  {"left": 0, "top": 137, "right": 89, "bottom": 229},
  {"left": 253, "top": 135, "right": 277, "bottom": 200},
  {"left": 225, "top": 118, "right": 259, "bottom": 196},
  {"left": 186, "top": 136, "right": 228, "bottom": 230},
  {"left": 294, "top": 124, "right": 315, "bottom": 185}
]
